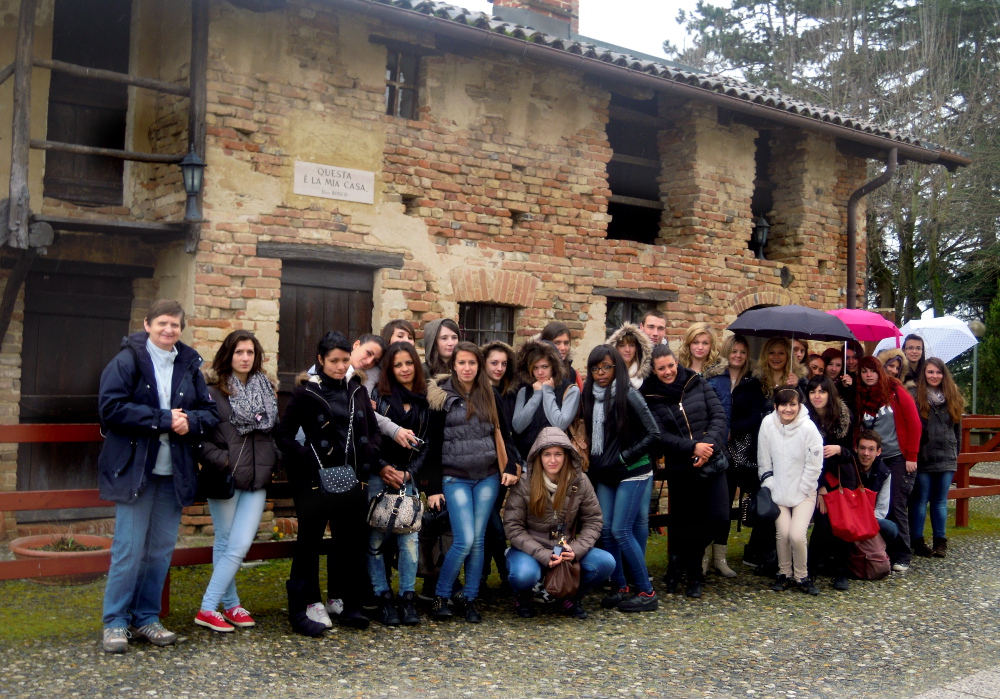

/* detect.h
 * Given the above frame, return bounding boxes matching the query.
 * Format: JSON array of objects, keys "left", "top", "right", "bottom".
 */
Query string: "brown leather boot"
[
  {"left": 932, "top": 537, "right": 948, "bottom": 558},
  {"left": 912, "top": 537, "right": 933, "bottom": 557}
]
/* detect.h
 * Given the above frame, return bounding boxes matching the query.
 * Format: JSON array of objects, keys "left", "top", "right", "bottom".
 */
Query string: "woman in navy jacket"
[{"left": 98, "top": 300, "right": 218, "bottom": 653}]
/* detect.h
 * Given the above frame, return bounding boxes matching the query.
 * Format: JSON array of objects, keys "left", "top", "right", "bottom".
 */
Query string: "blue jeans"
[
  {"left": 102, "top": 475, "right": 183, "bottom": 629},
  {"left": 505, "top": 546, "right": 616, "bottom": 596},
  {"left": 200, "top": 489, "right": 267, "bottom": 612},
  {"left": 435, "top": 474, "right": 500, "bottom": 601},
  {"left": 596, "top": 478, "right": 654, "bottom": 594},
  {"left": 367, "top": 477, "right": 419, "bottom": 595},
  {"left": 909, "top": 471, "right": 955, "bottom": 540},
  {"left": 879, "top": 518, "right": 899, "bottom": 543}
]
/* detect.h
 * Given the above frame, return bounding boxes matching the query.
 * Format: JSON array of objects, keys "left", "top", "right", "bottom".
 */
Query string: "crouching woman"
[{"left": 503, "top": 427, "right": 613, "bottom": 619}]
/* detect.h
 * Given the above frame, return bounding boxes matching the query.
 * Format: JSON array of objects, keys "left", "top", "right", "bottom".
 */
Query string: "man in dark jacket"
[
  {"left": 856, "top": 430, "right": 902, "bottom": 550},
  {"left": 98, "top": 300, "right": 218, "bottom": 653}
]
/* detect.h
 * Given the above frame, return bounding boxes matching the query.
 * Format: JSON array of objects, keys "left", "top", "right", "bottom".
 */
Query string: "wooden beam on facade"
[
  {"left": 32, "top": 215, "right": 189, "bottom": 239},
  {"left": 0, "top": 248, "right": 36, "bottom": 345},
  {"left": 607, "top": 194, "right": 664, "bottom": 210},
  {"left": 7, "top": 0, "right": 38, "bottom": 250},
  {"left": 257, "top": 242, "right": 406, "bottom": 269},
  {"left": 30, "top": 140, "right": 185, "bottom": 164},
  {"left": 189, "top": 0, "right": 209, "bottom": 157},
  {"left": 33, "top": 58, "right": 190, "bottom": 97}
]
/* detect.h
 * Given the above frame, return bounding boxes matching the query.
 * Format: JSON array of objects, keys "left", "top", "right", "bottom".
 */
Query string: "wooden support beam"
[
  {"left": 7, "top": 0, "right": 38, "bottom": 250},
  {"left": 31, "top": 215, "right": 189, "bottom": 239},
  {"left": 608, "top": 194, "right": 664, "bottom": 210},
  {"left": 33, "top": 58, "right": 190, "bottom": 96},
  {"left": 189, "top": 0, "right": 209, "bottom": 157},
  {"left": 0, "top": 248, "right": 35, "bottom": 345},
  {"left": 0, "top": 62, "right": 12, "bottom": 86},
  {"left": 30, "top": 140, "right": 184, "bottom": 164}
]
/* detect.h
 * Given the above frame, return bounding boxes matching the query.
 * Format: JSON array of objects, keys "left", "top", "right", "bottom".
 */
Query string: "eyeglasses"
[{"left": 591, "top": 363, "right": 615, "bottom": 375}]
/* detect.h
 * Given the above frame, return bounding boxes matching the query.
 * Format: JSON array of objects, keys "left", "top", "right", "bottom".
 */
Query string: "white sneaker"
[
  {"left": 102, "top": 627, "right": 131, "bottom": 653},
  {"left": 324, "top": 598, "right": 344, "bottom": 617},
  {"left": 892, "top": 563, "right": 910, "bottom": 573},
  {"left": 306, "top": 602, "right": 333, "bottom": 628}
]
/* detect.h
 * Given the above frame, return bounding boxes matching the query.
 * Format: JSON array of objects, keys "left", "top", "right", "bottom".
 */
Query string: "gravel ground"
[{"left": 3, "top": 488, "right": 999, "bottom": 699}]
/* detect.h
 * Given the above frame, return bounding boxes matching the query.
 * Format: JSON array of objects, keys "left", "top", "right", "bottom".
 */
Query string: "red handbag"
[{"left": 822, "top": 458, "right": 880, "bottom": 542}]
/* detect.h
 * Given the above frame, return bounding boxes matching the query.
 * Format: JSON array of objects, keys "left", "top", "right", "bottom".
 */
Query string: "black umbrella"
[{"left": 727, "top": 304, "right": 858, "bottom": 342}]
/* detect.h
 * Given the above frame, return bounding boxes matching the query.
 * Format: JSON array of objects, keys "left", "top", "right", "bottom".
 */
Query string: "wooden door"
[
  {"left": 16, "top": 271, "right": 135, "bottom": 521},
  {"left": 277, "top": 262, "right": 374, "bottom": 411}
]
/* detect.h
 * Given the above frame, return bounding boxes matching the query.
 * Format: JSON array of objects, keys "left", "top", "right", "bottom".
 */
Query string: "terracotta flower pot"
[{"left": 8, "top": 534, "right": 113, "bottom": 586}]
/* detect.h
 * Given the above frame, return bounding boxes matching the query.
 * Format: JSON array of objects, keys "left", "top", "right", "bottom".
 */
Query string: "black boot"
[
  {"left": 377, "top": 591, "right": 401, "bottom": 626},
  {"left": 285, "top": 580, "right": 326, "bottom": 637},
  {"left": 514, "top": 592, "right": 537, "bottom": 618},
  {"left": 932, "top": 537, "right": 948, "bottom": 558},
  {"left": 912, "top": 537, "right": 933, "bottom": 557},
  {"left": 685, "top": 578, "right": 703, "bottom": 599},
  {"left": 663, "top": 555, "right": 682, "bottom": 594},
  {"left": 399, "top": 592, "right": 420, "bottom": 625},
  {"left": 338, "top": 604, "right": 370, "bottom": 630}
]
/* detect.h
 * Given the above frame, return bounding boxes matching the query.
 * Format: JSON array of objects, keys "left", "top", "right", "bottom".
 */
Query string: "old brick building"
[{"left": 0, "top": 0, "right": 968, "bottom": 534}]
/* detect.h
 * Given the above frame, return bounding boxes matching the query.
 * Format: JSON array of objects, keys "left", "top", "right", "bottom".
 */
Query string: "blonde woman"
[
  {"left": 677, "top": 322, "right": 721, "bottom": 375},
  {"left": 753, "top": 337, "right": 801, "bottom": 399}
]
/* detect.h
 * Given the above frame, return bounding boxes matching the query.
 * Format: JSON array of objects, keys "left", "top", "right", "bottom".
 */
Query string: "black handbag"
[
  {"left": 743, "top": 470, "right": 780, "bottom": 526},
  {"left": 678, "top": 379, "right": 729, "bottom": 478},
  {"left": 309, "top": 391, "right": 360, "bottom": 495}
]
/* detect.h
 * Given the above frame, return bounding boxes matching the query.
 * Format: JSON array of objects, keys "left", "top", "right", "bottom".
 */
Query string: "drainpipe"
[{"left": 846, "top": 148, "right": 897, "bottom": 309}]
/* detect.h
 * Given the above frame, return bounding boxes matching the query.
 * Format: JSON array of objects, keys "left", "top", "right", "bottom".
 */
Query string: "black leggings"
[
  {"left": 667, "top": 469, "right": 730, "bottom": 579},
  {"left": 290, "top": 486, "right": 369, "bottom": 610}
]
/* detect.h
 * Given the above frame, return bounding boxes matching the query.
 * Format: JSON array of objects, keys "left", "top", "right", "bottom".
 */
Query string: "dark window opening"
[
  {"left": 605, "top": 297, "right": 656, "bottom": 338},
  {"left": 750, "top": 133, "right": 774, "bottom": 257},
  {"left": 401, "top": 194, "right": 419, "bottom": 215},
  {"left": 606, "top": 93, "right": 663, "bottom": 244},
  {"left": 459, "top": 303, "right": 515, "bottom": 347},
  {"left": 385, "top": 50, "right": 419, "bottom": 119},
  {"left": 44, "top": 0, "right": 131, "bottom": 206}
]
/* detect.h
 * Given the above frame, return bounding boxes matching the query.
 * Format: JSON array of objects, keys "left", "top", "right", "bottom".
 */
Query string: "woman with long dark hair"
[
  {"left": 275, "top": 331, "right": 381, "bottom": 636},
  {"left": 582, "top": 345, "right": 660, "bottom": 612},
  {"left": 369, "top": 342, "right": 430, "bottom": 626},
  {"left": 909, "top": 357, "right": 964, "bottom": 558},
  {"left": 422, "top": 318, "right": 461, "bottom": 379},
  {"left": 644, "top": 344, "right": 729, "bottom": 598},
  {"left": 426, "top": 342, "right": 520, "bottom": 622},
  {"left": 855, "top": 356, "right": 921, "bottom": 573},
  {"left": 902, "top": 334, "right": 927, "bottom": 388},
  {"left": 540, "top": 321, "right": 583, "bottom": 390},
  {"left": 195, "top": 330, "right": 278, "bottom": 633},
  {"left": 803, "top": 375, "right": 855, "bottom": 591},
  {"left": 503, "top": 427, "right": 614, "bottom": 619}
]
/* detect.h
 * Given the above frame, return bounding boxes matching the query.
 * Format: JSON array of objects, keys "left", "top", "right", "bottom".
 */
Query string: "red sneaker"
[
  {"left": 195, "top": 610, "right": 235, "bottom": 633},
  {"left": 223, "top": 606, "right": 256, "bottom": 628}
]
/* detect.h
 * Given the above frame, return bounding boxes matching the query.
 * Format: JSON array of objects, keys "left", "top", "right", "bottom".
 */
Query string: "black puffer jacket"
[
  {"left": 274, "top": 373, "right": 380, "bottom": 491},
  {"left": 200, "top": 385, "right": 278, "bottom": 492},
  {"left": 642, "top": 366, "right": 727, "bottom": 472},
  {"left": 917, "top": 401, "right": 960, "bottom": 473},
  {"left": 425, "top": 378, "right": 519, "bottom": 495}
]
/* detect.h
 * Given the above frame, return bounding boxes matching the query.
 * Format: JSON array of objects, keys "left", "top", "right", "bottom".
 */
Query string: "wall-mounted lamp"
[
  {"left": 180, "top": 146, "right": 206, "bottom": 221},
  {"left": 751, "top": 216, "right": 770, "bottom": 260}
]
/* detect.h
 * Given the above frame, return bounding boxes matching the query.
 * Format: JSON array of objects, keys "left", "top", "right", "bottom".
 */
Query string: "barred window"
[
  {"left": 606, "top": 298, "right": 656, "bottom": 338},
  {"left": 459, "top": 304, "right": 515, "bottom": 347},
  {"left": 385, "top": 50, "right": 419, "bottom": 119}
]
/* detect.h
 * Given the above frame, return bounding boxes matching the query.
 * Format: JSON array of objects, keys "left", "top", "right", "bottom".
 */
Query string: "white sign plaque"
[{"left": 293, "top": 161, "right": 375, "bottom": 204}]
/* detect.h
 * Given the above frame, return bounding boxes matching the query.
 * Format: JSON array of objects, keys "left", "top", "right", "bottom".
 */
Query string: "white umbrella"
[{"left": 873, "top": 316, "right": 978, "bottom": 363}]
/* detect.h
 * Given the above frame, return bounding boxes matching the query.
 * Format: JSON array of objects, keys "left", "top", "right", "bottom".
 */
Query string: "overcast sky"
[{"left": 456, "top": 0, "right": 702, "bottom": 59}]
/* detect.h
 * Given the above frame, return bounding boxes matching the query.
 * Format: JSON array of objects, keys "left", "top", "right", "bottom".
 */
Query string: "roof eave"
[{"left": 331, "top": 0, "right": 970, "bottom": 169}]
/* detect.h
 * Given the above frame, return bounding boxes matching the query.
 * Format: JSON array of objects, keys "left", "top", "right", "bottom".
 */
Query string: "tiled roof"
[{"left": 368, "top": 0, "right": 966, "bottom": 162}]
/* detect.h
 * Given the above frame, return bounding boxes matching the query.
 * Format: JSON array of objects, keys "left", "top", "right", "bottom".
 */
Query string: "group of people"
[{"left": 96, "top": 301, "right": 963, "bottom": 652}]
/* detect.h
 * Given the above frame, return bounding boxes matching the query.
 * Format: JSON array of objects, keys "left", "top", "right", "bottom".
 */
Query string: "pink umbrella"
[{"left": 826, "top": 309, "right": 902, "bottom": 343}]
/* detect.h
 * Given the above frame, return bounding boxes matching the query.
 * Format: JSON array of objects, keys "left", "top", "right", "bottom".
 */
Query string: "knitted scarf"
[
  {"left": 227, "top": 372, "right": 278, "bottom": 435},
  {"left": 590, "top": 382, "right": 616, "bottom": 456}
]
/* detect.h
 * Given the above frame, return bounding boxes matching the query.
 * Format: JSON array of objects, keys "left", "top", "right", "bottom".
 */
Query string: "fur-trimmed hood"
[
  {"left": 877, "top": 348, "right": 909, "bottom": 382},
  {"left": 826, "top": 397, "right": 853, "bottom": 441},
  {"left": 295, "top": 365, "right": 367, "bottom": 387},
  {"left": 481, "top": 339, "right": 518, "bottom": 397},
  {"left": 515, "top": 339, "right": 566, "bottom": 387},
  {"left": 702, "top": 357, "right": 741, "bottom": 381},
  {"left": 426, "top": 373, "right": 451, "bottom": 411},
  {"left": 606, "top": 322, "right": 653, "bottom": 383}
]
